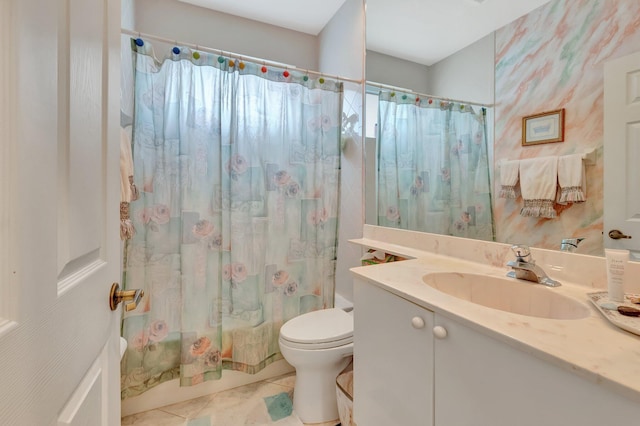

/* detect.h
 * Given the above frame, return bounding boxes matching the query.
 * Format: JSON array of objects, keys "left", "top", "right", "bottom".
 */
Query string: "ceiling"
[
  {"left": 178, "top": 0, "right": 349, "bottom": 35},
  {"left": 179, "top": 0, "right": 552, "bottom": 66},
  {"left": 366, "top": 0, "right": 552, "bottom": 65}
]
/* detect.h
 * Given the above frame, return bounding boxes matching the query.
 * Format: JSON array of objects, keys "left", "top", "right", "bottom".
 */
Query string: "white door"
[
  {"left": 604, "top": 51, "right": 640, "bottom": 253},
  {"left": 0, "top": 0, "right": 122, "bottom": 425}
]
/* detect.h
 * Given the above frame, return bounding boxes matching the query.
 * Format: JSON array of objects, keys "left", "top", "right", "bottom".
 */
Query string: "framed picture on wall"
[{"left": 522, "top": 109, "right": 565, "bottom": 145}]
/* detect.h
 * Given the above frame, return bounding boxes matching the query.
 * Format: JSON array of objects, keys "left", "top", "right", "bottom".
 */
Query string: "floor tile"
[
  {"left": 121, "top": 409, "right": 186, "bottom": 426},
  {"left": 192, "top": 381, "right": 300, "bottom": 425},
  {"left": 263, "top": 372, "right": 296, "bottom": 389},
  {"left": 264, "top": 392, "right": 294, "bottom": 421},
  {"left": 274, "top": 415, "right": 306, "bottom": 426},
  {"left": 121, "top": 374, "right": 345, "bottom": 425},
  {"left": 158, "top": 394, "right": 215, "bottom": 419},
  {"left": 186, "top": 417, "right": 212, "bottom": 426}
]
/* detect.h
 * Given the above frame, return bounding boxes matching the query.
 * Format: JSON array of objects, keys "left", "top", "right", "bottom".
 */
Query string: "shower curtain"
[
  {"left": 377, "top": 92, "right": 494, "bottom": 240},
  {"left": 120, "top": 40, "right": 342, "bottom": 398}
]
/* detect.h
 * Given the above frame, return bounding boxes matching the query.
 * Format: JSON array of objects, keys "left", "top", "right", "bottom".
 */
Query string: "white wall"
[
  {"left": 364, "top": 33, "right": 494, "bottom": 105},
  {"left": 121, "top": 0, "right": 135, "bottom": 121},
  {"left": 318, "top": 0, "right": 365, "bottom": 81},
  {"left": 366, "top": 50, "right": 430, "bottom": 94},
  {"left": 133, "top": 0, "right": 318, "bottom": 70},
  {"left": 427, "top": 33, "right": 495, "bottom": 105},
  {"left": 122, "top": 0, "right": 135, "bottom": 30},
  {"left": 318, "top": 0, "right": 366, "bottom": 302}
]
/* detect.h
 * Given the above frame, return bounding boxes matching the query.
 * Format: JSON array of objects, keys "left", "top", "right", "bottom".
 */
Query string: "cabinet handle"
[
  {"left": 411, "top": 316, "right": 425, "bottom": 329},
  {"left": 433, "top": 326, "right": 448, "bottom": 339}
]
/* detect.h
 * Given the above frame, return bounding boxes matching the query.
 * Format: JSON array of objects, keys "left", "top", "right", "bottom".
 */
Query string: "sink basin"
[{"left": 422, "top": 272, "right": 590, "bottom": 320}]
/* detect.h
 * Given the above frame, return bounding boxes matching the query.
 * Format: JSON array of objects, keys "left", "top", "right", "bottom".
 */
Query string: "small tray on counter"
[{"left": 588, "top": 292, "right": 640, "bottom": 336}]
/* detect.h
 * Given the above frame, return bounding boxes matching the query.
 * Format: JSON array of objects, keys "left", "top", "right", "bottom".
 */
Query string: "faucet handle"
[
  {"left": 510, "top": 244, "right": 532, "bottom": 262},
  {"left": 560, "top": 237, "right": 585, "bottom": 252}
]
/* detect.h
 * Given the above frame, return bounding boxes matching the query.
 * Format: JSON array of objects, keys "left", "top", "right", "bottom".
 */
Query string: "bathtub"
[{"left": 120, "top": 293, "right": 353, "bottom": 416}]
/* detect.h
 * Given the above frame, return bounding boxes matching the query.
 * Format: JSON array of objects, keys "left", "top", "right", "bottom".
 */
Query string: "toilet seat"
[
  {"left": 279, "top": 308, "right": 353, "bottom": 350},
  {"left": 279, "top": 334, "right": 353, "bottom": 350}
]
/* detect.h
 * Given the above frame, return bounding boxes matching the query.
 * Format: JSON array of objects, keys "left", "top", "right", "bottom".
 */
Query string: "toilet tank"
[{"left": 334, "top": 293, "right": 353, "bottom": 313}]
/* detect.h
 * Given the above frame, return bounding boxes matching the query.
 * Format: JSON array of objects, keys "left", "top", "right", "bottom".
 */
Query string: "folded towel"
[
  {"left": 519, "top": 156, "right": 558, "bottom": 218},
  {"left": 120, "top": 127, "right": 137, "bottom": 240},
  {"left": 557, "top": 154, "right": 586, "bottom": 204},
  {"left": 499, "top": 159, "right": 520, "bottom": 198}
]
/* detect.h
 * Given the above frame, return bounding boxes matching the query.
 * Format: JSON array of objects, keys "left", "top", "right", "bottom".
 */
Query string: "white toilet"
[{"left": 279, "top": 303, "right": 354, "bottom": 423}]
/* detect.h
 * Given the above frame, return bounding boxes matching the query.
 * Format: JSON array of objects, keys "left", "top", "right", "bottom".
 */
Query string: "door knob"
[
  {"left": 109, "top": 283, "right": 144, "bottom": 311},
  {"left": 608, "top": 229, "right": 632, "bottom": 240}
]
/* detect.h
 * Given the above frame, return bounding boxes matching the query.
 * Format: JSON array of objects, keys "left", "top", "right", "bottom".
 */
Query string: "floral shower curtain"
[
  {"left": 377, "top": 92, "right": 494, "bottom": 240},
  {"left": 120, "top": 40, "right": 342, "bottom": 398}
]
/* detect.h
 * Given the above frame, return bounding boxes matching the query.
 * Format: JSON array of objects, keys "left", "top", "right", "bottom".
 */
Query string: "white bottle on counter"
[{"left": 604, "top": 248, "right": 629, "bottom": 302}]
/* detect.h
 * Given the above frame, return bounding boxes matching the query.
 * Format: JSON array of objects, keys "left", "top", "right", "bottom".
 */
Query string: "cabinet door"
[
  {"left": 354, "top": 278, "right": 434, "bottom": 426},
  {"left": 434, "top": 315, "right": 640, "bottom": 426}
]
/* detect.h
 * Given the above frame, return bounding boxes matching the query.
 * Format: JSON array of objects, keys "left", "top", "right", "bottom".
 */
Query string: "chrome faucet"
[
  {"left": 506, "top": 244, "right": 561, "bottom": 287},
  {"left": 560, "top": 237, "right": 584, "bottom": 252}
]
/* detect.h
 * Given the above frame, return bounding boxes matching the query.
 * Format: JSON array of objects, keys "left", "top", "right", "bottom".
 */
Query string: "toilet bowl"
[{"left": 279, "top": 307, "right": 354, "bottom": 423}]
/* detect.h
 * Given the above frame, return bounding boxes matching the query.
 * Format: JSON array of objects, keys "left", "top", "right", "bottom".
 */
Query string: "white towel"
[
  {"left": 499, "top": 159, "right": 520, "bottom": 198},
  {"left": 557, "top": 154, "right": 586, "bottom": 204},
  {"left": 519, "top": 156, "right": 558, "bottom": 218},
  {"left": 120, "top": 127, "right": 137, "bottom": 240},
  {"left": 120, "top": 127, "right": 133, "bottom": 203}
]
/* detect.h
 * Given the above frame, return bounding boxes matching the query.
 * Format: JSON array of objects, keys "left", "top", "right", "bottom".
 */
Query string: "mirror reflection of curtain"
[
  {"left": 120, "top": 40, "right": 342, "bottom": 398},
  {"left": 377, "top": 92, "right": 494, "bottom": 240}
]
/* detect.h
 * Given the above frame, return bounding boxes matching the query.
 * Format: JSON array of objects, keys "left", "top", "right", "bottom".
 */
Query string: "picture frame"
[{"left": 522, "top": 109, "right": 565, "bottom": 146}]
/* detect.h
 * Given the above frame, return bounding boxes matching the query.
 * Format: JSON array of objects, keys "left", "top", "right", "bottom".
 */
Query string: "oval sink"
[{"left": 423, "top": 272, "right": 590, "bottom": 320}]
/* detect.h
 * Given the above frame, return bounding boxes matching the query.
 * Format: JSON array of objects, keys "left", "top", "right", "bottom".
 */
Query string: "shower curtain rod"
[
  {"left": 366, "top": 80, "right": 494, "bottom": 108},
  {"left": 121, "top": 28, "right": 363, "bottom": 85}
]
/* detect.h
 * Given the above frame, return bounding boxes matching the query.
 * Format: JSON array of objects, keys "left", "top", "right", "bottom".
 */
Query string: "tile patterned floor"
[{"left": 121, "top": 373, "right": 341, "bottom": 426}]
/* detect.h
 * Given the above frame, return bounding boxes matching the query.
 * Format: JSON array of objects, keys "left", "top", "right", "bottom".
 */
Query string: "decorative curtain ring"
[{"left": 134, "top": 32, "right": 144, "bottom": 47}]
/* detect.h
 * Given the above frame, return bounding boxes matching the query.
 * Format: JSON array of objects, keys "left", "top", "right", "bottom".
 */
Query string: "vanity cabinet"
[
  {"left": 434, "top": 315, "right": 640, "bottom": 425},
  {"left": 354, "top": 278, "right": 640, "bottom": 426},
  {"left": 353, "top": 278, "right": 434, "bottom": 426}
]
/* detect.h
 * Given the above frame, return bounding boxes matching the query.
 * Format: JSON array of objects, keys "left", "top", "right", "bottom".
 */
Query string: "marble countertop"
[{"left": 350, "top": 237, "right": 640, "bottom": 404}]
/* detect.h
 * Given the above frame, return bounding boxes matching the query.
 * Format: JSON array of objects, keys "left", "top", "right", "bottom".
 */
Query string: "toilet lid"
[{"left": 279, "top": 308, "right": 353, "bottom": 346}]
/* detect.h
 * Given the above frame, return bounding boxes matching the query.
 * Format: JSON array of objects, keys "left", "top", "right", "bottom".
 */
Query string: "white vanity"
[{"left": 351, "top": 226, "right": 640, "bottom": 425}]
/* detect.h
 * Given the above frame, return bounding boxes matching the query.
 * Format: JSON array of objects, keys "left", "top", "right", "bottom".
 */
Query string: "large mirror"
[{"left": 364, "top": 0, "right": 640, "bottom": 256}]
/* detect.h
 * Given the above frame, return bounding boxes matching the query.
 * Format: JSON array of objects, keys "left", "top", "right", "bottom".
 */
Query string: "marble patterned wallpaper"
[{"left": 494, "top": 0, "right": 640, "bottom": 255}]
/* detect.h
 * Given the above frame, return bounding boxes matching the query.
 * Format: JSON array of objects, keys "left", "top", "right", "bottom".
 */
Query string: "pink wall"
[{"left": 494, "top": 0, "right": 640, "bottom": 255}]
